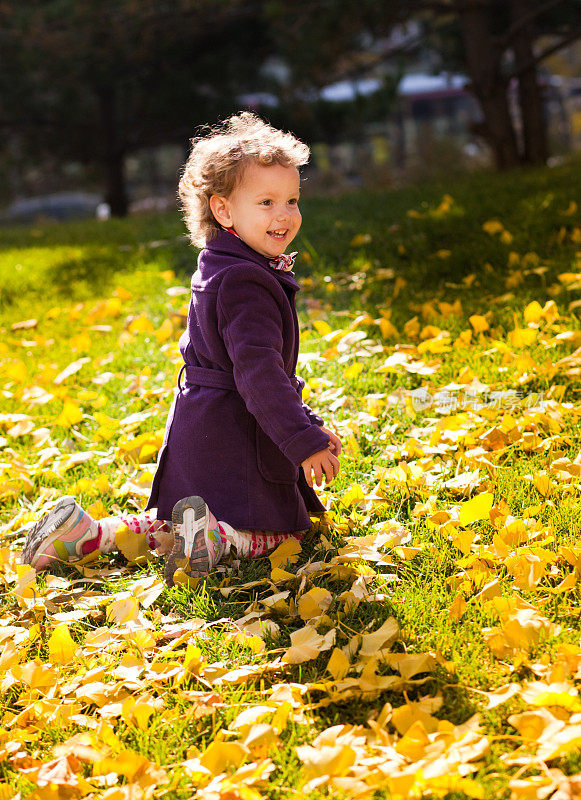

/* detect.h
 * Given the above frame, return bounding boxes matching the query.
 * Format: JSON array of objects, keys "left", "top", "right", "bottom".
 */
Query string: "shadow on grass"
[{"left": 46, "top": 251, "right": 121, "bottom": 297}]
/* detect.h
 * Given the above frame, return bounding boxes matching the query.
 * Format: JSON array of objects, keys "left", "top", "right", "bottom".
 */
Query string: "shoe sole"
[
  {"left": 21, "top": 496, "right": 79, "bottom": 567},
  {"left": 164, "top": 496, "right": 210, "bottom": 587}
]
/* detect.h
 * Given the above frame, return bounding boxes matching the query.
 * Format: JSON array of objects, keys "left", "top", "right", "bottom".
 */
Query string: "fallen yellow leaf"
[
  {"left": 458, "top": 492, "right": 494, "bottom": 526},
  {"left": 48, "top": 623, "right": 79, "bottom": 666}
]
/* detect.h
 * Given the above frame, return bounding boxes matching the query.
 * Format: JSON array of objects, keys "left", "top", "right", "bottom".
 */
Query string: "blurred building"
[{"left": 4, "top": 35, "right": 580, "bottom": 218}]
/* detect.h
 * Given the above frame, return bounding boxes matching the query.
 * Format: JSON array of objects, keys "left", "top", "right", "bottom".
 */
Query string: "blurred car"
[{"left": 2, "top": 192, "right": 109, "bottom": 224}]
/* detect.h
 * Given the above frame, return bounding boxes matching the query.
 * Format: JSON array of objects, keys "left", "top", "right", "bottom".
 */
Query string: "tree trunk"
[
  {"left": 98, "top": 88, "right": 129, "bottom": 217},
  {"left": 510, "top": 0, "right": 549, "bottom": 164},
  {"left": 104, "top": 151, "right": 129, "bottom": 217},
  {"left": 457, "top": 1, "right": 521, "bottom": 169}
]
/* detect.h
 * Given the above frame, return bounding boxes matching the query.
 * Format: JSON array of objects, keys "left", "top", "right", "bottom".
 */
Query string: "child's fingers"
[
  {"left": 324, "top": 453, "right": 338, "bottom": 479},
  {"left": 324, "top": 454, "right": 340, "bottom": 484},
  {"left": 313, "top": 463, "right": 324, "bottom": 487},
  {"left": 303, "top": 450, "right": 340, "bottom": 488},
  {"left": 330, "top": 434, "right": 342, "bottom": 456}
]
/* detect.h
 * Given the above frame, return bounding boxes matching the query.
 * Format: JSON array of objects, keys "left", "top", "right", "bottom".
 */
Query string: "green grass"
[{"left": 0, "top": 159, "right": 580, "bottom": 799}]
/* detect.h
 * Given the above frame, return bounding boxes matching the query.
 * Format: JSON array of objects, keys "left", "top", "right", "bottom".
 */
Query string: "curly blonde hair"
[{"left": 178, "top": 112, "right": 310, "bottom": 247}]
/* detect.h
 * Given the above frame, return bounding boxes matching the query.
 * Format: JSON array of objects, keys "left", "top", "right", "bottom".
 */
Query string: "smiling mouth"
[{"left": 267, "top": 229, "right": 288, "bottom": 240}]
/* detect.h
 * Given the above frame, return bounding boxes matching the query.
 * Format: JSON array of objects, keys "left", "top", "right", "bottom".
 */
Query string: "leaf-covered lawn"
[{"left": 0, "top": 161, "right": 580, "bottom": 799}]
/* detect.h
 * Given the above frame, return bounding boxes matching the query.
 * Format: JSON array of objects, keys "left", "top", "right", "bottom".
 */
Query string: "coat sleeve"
[
  {"left": 217, "top": 266, "right": 330, "bottom": 466},
  {"left": 293, "top": 375, "right": 324, "bottom": 427}
]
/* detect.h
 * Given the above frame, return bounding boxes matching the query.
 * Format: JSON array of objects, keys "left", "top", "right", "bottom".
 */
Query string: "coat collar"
[{"left": 203, "top": 230, "right": 301, "bottom": 292}]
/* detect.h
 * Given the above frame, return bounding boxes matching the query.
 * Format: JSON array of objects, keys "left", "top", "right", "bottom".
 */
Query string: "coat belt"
[
  {"left": 179, "top": 364, "right": 299, "bottom": 392},
  {"left": 179, "top": 365, "right": 237, "bottom": 391}
]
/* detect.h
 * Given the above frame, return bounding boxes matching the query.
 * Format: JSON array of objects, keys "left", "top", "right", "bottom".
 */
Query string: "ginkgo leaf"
[
  {"left": 127, "top": 315, "right": 155, "bottom": 335},
  {"left": 7, "top": 418, "right": 35, "bottom": 438},
  {"left": 458, "top": 492, "right": 494, "bottom": 526},
  {"left": 524, "top": 301, "right": 543, "bottom": 324},
  {"left": 106, "top": 597, "right": 139, "bottom": 624},
  {"left": 116, "top": 524, "right": 155, "bottom": 565},
  {"left": 229, "top": 705, "right": 275, "bottom": 734},
  {"left": 53, "top": 358, "right": 90, "bottom": 387},
  {"left": 312, "top": 319, "right": 332, "bottom": 336},
  {"left": 282, "top": 626, "right": 336, "bottom": 664},
  {"left": 199, "top": 741, "right": 249, "bottom": 774},
  {"left": 447, "top": 593, "right": 467, "bottom": 621},
  {"left": 395, "top": 719, "right": 431, "bottom": 759},
  {"left": 350, "top": 232, "right": 371, "bottom": 247},
  {"left": 379, "top": 318, "right": 399, "bottom": 339},
  {"left": 483, "top": 220, "right": 504, "bottom": 234},
  {"left": 509, "top": 326, "right": 537, "bottom": 347},
  {"left": 344, "top": 362, "right": 363, "bottom": 380},
  {"left": 341, "top": 483, "right": 366, "bottom": 507},
  {"left": 452, "top": 530, "right": 476, "bottom": 555},
  {"left": 469, "top": 315, "right": 489, "bottom": 333},
  {"left": 296, "top": 742, "right": 357, "bottom": 778},
  {"left": 123, "top": 697, "right": 156, "bottom": 730},
  {"left": 392, "top": 701, "right": 439, "bottom": 735},
  {"left": 385, "top": 652, "right": 437, "bottom": 680},
  {"left": 0, "top": 640, "right": 21, "bottom": 672},
  {"left": 520, "top": 681, "right": 581, "bottom": 711},
  {"left": 537, "top": 726, "right": 581, "bottom": 760},
  {"left": 48, "top": 623, "right": 79, "bottom": 665},
  {"left": 481, "top": 683, "right": 521, "bottom": 709},
  {"left": 532, "top": 471, "right": 558, "bottom": 497},
  {"left": 298, "top": 587, "right": 333, "bottom": 621},
  {"left": 155, "top": 318, "right": 174, "bottom": 343},
  {"left": 131, "top": 576, "right": 165, "bottom": 608},
  {"left": 327, "top": 648, "right": 350, "bottom": 680},
  {"left": 359, "top": 618, "right": 399, "bottom": 657},
  {"left": 93, "top": 749, "right": 156, "bottom": 781},
  {"left": 269, "top": 538, "right": 301, "bottom": 570},
  {"left": 270, "top": 567, "right": 296, "bottom": 583},
  {"left": 56, "top": 401, "right": 83, "bottom": 428},
  {"left": 11, "top": 661, "right": 58, "bottom": 689},
  {"left": 25, "top": 755, "right": 93, "bottom": 792},
  {"left": 85, "top": 499, "right": 108, "bottom": 519},
  {"left": 183, "top": 645, "right": 205, "bottom": 675}
]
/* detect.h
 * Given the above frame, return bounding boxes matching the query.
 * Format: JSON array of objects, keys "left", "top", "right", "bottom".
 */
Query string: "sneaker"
[
  {"left": 164, "top": 496, "right": 224, "bottom": 588},
  {"left": 21, "top": 496, "right": 97, "bottom": 571}
]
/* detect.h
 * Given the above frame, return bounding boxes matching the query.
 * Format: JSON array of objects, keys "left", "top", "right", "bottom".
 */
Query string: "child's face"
[{"left": 211, "top": 163, "right": 302, "bottom": 259}]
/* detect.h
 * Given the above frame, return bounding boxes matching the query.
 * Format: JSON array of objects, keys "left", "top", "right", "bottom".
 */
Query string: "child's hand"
[
  {"left": 302, "top": 448, "right": 340, "bottom": 488},
  {"left": 321, "top": 426, "right": 342, "bottom": 456}
]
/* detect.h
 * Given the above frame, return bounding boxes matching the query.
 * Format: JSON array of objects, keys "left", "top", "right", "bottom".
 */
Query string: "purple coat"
[{"left": 147, "top": 230, "right": 330, "bottom": 531}]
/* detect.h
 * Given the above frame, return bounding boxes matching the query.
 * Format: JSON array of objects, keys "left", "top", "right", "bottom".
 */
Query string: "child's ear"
[{"left": 210, "top": 195, "right": 232, "bottom": 227}]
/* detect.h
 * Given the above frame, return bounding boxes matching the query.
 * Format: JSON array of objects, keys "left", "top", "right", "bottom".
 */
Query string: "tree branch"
[
  {"left": 410, "top": 0, "right": 491, "bottom": 12},
  {"left": 495, "top": 0, "right": 572, "bottom": 51},
  {"left": 508, "top": 28, "right": 581, "bottom": 77},
  {"left": 292, "top": 33, "right": 425, "bottom": 88}
]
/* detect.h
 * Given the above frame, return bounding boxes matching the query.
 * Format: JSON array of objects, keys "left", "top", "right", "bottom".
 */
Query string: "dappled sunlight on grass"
[{"left": 0, "top": 161, "right": 580, "bottom": 798}]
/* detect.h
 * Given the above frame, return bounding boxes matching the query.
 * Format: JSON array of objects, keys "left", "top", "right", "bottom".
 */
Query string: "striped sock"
[
  {"left": 216, "top": 524, "right": 304, "bottom": 558},
  {"left": 96, "top": 512, "right": 170, "bottom": 552}
]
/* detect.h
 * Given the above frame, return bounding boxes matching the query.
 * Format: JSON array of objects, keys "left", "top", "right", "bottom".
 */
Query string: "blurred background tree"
[
  {"left": 267, "top": 0, "right": 581, "bottom": 169},
  {"left": 423, "top": 0, "right": 581, "bottom": 167},
  {"left": 0, "top": 0, "right": 579, "bottom": 216},
  {"left": 0, "top": 0, "right": 268, "bottom": 214}
]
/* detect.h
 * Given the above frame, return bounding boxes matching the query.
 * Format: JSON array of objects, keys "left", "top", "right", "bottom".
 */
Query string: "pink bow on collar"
[
  {"left": 222, "top": 227, "right": 297, "bottom": 272},
  {"left": 268, "top": 251, "right": 297, "bottom": 272}
]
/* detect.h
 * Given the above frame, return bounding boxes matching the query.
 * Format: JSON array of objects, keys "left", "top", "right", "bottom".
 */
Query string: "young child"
[{"left": 21, "top": 112, "right": 341, "bottom": 587}]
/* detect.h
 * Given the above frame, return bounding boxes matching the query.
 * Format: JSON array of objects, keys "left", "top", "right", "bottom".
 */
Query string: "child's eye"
[
  {"left": 288, "top": 198, "right": 298, "bottom": 205},
  {"left": 260, "top": 199, "right": 272, "bottom": 206}
]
